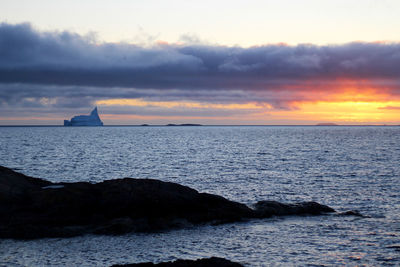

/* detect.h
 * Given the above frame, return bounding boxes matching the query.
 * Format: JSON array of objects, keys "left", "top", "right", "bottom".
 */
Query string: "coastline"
[{"left": 0, "top": 165, "right": 358, "bottom": 240}]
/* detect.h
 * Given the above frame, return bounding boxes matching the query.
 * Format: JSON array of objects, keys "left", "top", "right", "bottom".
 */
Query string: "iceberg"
[{"left": 64, "top": 107, "right": 104, "bottom": 126}]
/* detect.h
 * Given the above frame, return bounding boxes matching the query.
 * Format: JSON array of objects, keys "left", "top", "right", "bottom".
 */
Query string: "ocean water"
[{"left": 0, "top": 126, "right": 399, "bottom": 266}]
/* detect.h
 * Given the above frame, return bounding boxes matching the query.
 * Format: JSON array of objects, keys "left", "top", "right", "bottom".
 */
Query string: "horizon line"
[{"left": 0, "top": 124, "right": 399, "bottom": 127}]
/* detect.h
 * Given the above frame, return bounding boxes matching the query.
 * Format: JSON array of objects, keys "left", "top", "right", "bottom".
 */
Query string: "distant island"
[
  {"left": 316, "top": 123, "right": 338, "bottom": 126},
  {"left": 166, "top": 123, "right": 202, "bottom": 126},
  {"left": 64, "top": 107, "right": 104, "bottom": 126}
]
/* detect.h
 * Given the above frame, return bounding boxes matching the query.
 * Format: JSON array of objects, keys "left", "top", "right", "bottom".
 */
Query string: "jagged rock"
[
  {"left": 337, "top": 210, "right": 365, "bottom": 217},
  {"left": 0, "top": 165, "right": 51, "bottom": 208},
  {"left": 0, "top": 166, "right": 252, "bottom": 239},
  {"left": 253, "top": 200, "right": 335, "bottom": 217},
  {"left": 0, "top": 166, "right": 337, "bottom": 239},
  {"left": 111, "top": 257, "right": 243, "bottom": 267}
]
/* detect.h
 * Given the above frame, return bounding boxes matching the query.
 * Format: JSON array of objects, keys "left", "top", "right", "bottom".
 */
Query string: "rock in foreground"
[
  {"left": 112, "top": 257, "right": 243, "bottom": 267},
  {"left": 253, "top": 200, "right": 335, "bottom": 217},
  {"left": 0, "top": 166, "right": 337, "bottom": 239}
]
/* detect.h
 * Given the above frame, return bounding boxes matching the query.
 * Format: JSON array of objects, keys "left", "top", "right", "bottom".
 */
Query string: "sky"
[{"left": 1, "top": 0, "right": 400, "bottom": 125}]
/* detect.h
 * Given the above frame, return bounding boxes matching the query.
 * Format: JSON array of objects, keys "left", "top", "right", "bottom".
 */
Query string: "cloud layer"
[
  {"left": 2, "top": 23, "right": 400, "bottom": 85},
  {"left": 1, "top": 22, "right": 400, "bottom": 123}
]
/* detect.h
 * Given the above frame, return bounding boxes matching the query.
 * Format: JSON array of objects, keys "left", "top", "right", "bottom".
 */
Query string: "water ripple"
[{"left": 0, "top": 126, "right": 399, "bottom": 266}]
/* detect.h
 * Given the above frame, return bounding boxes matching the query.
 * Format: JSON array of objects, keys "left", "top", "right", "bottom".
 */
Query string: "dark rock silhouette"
[
  {"left": 166, "top": 124, "right": 202, "bottom": 126},
  {"left": 0, "top": 166, "right": 340, "bottom": 239},
  {"left": 337, "top": 210, "right": 365, "bottom": 217},
  {"left": 112, "top": 257, "right": 243, "bottom": 267},
  {"left": 253, "top": 200, "right": 335, "bottom": 217},
  {"left": 316, "top": 123, "right": 338, "bottom": 126}
]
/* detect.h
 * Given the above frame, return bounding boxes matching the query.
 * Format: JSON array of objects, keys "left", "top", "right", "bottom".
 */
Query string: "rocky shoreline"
[
  {"left": 0, "top": 165, "right": 356, "bottom": 239},
  {"left": 111, "top": 257, "right": 243, "bottom": 266}
]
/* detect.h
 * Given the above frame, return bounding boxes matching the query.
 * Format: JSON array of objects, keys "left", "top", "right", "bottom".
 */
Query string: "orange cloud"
[
  {"left": 285, "top": 100, "right": 400, "bottom": 124},
  {"left": 269, "top": 80, "right": 400, "bottom": 124},
  {"left": 95, "top": 90, "right": 400, "bottom": 125},
  {"left": 96, "top": 98, "right": 271, "bottom": 110}
]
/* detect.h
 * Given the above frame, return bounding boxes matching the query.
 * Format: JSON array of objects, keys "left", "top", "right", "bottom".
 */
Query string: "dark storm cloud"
[
  {"left": 1, "top": 22, "right": 400, "bottom": 90},
  {"left": 0, "top": 83, "right": 260, "bottom": 106},
  {"left": 0, "top": 103, "right": 258, "bottom": 118},
  {"left": 2, "top": 21, "right": 400, "bottom": 121},
  {"left": 98, "top": 105, "right": 259, "bottom": 117}
]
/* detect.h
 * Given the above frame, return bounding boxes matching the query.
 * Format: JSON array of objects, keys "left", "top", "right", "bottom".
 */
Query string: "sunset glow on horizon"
[
  {"left": 1, "top": 1, "right": 400, "bottom": 125},
  {"left": 93, "top": 98, "right": 400, "bottom": 125},
  {"left": 90, "top": 79, "right": 400, "bottom": 125}
]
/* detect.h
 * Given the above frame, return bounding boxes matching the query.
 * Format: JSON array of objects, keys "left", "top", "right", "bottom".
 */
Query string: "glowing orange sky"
[
  {"left": 1, "top": 5, "right": 400, "bottom": 126},
  {"left": 95, "top": 84, "right": 400, "bottom": 125},
  {"left": 1, "top": 79, "right": 399, "bottom": 125}
]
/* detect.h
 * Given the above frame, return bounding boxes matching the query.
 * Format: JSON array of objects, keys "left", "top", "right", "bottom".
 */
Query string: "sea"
[{"left": 0, "top": 126, "right": 399, "bottom": 266}]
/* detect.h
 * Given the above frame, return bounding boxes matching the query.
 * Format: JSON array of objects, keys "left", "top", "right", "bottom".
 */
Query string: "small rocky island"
[
  {"left": 0, "top": 166, "right": 362, "bottom": 240},
  {"left": 166, "top": 124, "right": 202, "bottom": 126},
  {"left": 112, "top": 257, "right": 244, "bottom": 267},
  {"left": 316, "top": 123, "right": 338, "bottom": 126},
  {"left": 64, "top": 107, "right": 103, "bottom": 126}
]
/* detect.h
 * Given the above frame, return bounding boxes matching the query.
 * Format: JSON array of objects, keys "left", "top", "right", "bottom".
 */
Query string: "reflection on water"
[{"left": 0, "top": 126, "right": 399, "bottom": 266}]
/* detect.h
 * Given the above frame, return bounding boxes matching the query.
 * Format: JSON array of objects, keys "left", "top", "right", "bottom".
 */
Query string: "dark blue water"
[{"left": 0, "top": 126, "right": 399, "bottom": 266}]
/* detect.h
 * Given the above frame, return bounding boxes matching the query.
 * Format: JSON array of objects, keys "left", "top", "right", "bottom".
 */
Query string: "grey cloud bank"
[
  {"left": 2, "top": 23, "right": 400, "bottom": 87},
  {"left": 1, "top": 22, "right": 400, "bottom": 122}
]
